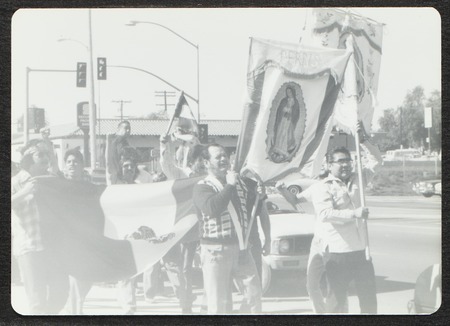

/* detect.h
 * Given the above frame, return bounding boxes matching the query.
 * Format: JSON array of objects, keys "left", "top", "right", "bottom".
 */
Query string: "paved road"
[{"left": 11, "top": 195, "right": 441, "bottom": 315}]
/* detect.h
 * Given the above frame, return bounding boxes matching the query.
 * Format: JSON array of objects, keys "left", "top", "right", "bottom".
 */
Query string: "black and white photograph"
[{"left": 10, "top": 7, "right": 441, "bottom": 316}]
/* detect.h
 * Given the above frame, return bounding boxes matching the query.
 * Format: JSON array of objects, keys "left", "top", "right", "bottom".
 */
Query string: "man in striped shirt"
[{"left": 192, "top": 144, "right": 262, "bottom": 314}]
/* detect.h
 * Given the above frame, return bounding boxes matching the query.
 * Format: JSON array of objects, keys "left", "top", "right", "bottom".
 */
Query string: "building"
[
  {"left": 11, "top": 119, "right": 387, "bottom": 173},
  {"left": 11, "top": 119, "right": 241, "bottom": 172}
]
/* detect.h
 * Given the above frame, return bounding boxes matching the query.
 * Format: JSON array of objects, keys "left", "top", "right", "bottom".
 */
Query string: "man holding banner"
[
  {"left": 308, "top": 123, "right": 382, "bottom": 314},
  {"left": 193, "top": 144, "right": 262, "bottom": 314}
]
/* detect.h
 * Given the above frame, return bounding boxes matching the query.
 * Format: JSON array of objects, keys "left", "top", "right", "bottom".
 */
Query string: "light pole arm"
[
  {"left": 126, "top": 20, "right": 200, "bottom": 121},
  {"left": 108, "top": 64, "right": 198, "bottom": 104},
  {"left": 57, "top": 38, "right": 89, "bottom": 51},
  {"left": 128, "top": 21, "right": 198, "bottom": 49}
]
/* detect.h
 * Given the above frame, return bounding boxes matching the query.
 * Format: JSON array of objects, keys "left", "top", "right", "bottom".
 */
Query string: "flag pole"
[
  {"left": 240, "top": 167, "right": 264, "bottom": 249},
  {"left": 164, "top": 114, "right": 177, "bottom": 137},
  {"left": 165, "top": 91, "right": 184, "bottom": 136},
  {"left": 354, "top": 128, "right": 371, "bottom": 261},
  {"left": 345, "top": 34, "right": 371, "bottom": 261}
]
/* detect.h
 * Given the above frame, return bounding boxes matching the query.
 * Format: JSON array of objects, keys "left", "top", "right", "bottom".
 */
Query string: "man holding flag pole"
[
  {"left": 307, "top": 122, "right": 382, "bottom": 314},
  {"left": 192, "top": 144, "right": 262, "bottom": 314},
  {"left": 287, "top": 8, "right": 384, "bottom": 313}
]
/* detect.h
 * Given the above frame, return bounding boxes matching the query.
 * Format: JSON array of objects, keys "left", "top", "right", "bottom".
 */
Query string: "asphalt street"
[{"left": 10, "top": 195, "right": 441, "bottom": 316}]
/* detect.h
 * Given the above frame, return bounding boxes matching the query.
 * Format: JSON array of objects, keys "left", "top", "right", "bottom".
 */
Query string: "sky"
[{"left": 11, "top": 7, "right": 441, "bottom": 132}]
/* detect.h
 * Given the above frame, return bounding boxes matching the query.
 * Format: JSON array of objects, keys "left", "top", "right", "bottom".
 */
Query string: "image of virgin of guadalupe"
[{"left": 268, "top": 86, "right": 300, "bottom": 163}]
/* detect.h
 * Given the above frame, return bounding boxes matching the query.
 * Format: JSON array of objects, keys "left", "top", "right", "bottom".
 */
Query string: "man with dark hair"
[
  {"left": 110, "top": 146, "right": 152, "bottom": 185},
  {"left": 106, "top": 120, "right": 132, "bottom": 185},
  {"left": 308, "top": 123, "right": 382, "bottom": 314},
  {"left": 193, "top": 144, "right": 262, "bottom": 314},
  {"left": 117, "top": 146, "right": 139, "bottom": 184},
  {"left": 63, "top": 148, "right": 86, "bottom": 182},
  {"left": 11, "top": 140, "right": 69, "bottom": 314},
  {"left": 60, "top": 149, "right": 93, "bottom": 315}
]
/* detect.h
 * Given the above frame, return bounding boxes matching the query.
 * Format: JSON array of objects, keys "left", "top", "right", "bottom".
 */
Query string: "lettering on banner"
[{"left": 280, "top": 50, "right": 321, "bottom": 70}]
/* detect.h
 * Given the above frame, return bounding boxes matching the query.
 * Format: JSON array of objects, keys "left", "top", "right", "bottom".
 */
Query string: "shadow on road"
[
  {"left": 264, "top": 272, "right": 308, "bottom": 298},
  {"left": 345, "top": 275, "right": 414, "bottom": 296},
  {"left": 264, "top": 273, "right": 415, "bottom": 299},
  {"left": 375, "top": 276, "right": 415, "bottom": 294}
]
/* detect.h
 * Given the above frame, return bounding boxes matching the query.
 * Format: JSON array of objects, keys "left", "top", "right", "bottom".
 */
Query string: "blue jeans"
[{"left": 200, "top": 243, "right": 261, "bottom": 314}]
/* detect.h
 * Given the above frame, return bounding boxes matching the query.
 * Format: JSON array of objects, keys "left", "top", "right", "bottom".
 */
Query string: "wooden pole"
[{"left": 355, "top": 131, "right": 371, "bottom": 261}]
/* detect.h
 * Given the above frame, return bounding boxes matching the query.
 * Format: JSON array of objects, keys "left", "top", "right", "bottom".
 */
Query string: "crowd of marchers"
[{"left": 11, "top": 120, "right": 382, "bottom": 315}]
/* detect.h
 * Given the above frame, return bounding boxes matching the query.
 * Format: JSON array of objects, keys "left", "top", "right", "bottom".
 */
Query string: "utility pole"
[
  {"left": 112, "top": 100, "right": 131, "bottom": 120},
  {"left": 155, "top": 90, "right": 176, "bottom": 112},
  {"left": 87, "top": 9, "right": 97, "bottom": 169}
]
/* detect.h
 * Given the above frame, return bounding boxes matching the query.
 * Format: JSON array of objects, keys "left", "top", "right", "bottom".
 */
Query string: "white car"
[
  {"left": 412, "top": 179, "right": 442, "bottom": 197},
  {"left": 259, "top": 195, "right": 316, "bottom": 293},
  {"left": 280, "top": 175, "right": 318, "bottom": 195}
]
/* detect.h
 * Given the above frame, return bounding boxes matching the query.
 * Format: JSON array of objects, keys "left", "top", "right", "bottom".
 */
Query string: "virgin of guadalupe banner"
[
  {"left": 235, "top": 37, "right": 351, "bottom": 183},
  {"left": 303, "top": 8, "right": 384, "bottom": 133}
]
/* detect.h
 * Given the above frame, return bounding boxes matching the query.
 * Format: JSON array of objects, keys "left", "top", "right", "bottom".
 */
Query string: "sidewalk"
[
  {"left": 11, "top": 282, "right": 202, "bottom": 315},
  {"left": 11, "top": 281, "right": 413, "bottom": 315}
]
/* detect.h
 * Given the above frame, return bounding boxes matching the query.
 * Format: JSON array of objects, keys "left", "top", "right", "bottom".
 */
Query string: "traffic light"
[
  {"left": 34, "top": 108, "right": 45, "bottom": 133},
  {"left": 76, "top": 62, "right": 87, "bottom": 87},
  {"left": 198, "top": 124, "right": 208, "bottom": 144},
  {"left": 28, "top": 108, "right": 45, "bottom": 133},
  {"left": 97, "top": 57, "right": 107, "bottom": 80}
]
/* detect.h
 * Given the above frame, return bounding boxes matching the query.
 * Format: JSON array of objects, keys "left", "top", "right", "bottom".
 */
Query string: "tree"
[
  {"left": 378, "top": 86, "right": 441, "bottom": 152},
  {"left": 378, "top": 108, "right": 400, "bottom": 151},
  {"left": 425, "top": 90, "right": 441, "bottom": 150},
  {"left": 401, "top": 86, "right": 427, "bottom": 148}
]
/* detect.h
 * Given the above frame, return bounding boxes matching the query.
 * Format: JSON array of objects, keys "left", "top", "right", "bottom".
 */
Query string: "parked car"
[
  {"left": 259, "top": 195, "right": 315, "bottom": 293},
  {"left": 383, "top": 149, "right": 422, "bottom": 161},
  {"left": 281, "top": 175, "right": 318, "bottom": 195},
  {"left": 412, "top": 179, "right": 441, "bottom": 197}
]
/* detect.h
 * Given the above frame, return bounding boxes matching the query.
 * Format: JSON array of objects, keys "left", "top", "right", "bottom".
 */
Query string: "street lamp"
[
  {"left": 126, "top": 20, "right": 200, "bottom": 122},
  {"left": 57, "top": 10, "right": 97, "bottom": 168}
]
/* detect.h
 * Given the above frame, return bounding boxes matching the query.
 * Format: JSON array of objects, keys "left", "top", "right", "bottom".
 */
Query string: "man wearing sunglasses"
[{"left": 310, "top": 122, "right": 383, "bottom": 314}]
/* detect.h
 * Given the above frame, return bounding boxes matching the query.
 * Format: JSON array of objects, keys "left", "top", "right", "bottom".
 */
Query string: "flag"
[
  {"left": 172, "top": 91, "right": 199, "bottom": 137},
  {"left": 305, "top": 8, "right": 384, "bottom": 134},
  {"left": 235, "top": 37, "right": 351, "bottom": 182},
  {"left": 32, "top": 176, "right": 200, "bottom": 282}
]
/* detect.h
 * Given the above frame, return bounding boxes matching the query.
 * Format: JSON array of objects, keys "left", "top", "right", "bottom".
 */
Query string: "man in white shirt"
[
  {"left": 309, "top": 129, "right": 382, "bottom": 313},
  {"left": 279, "top": 122, "right": 382, "bottom": 314}
]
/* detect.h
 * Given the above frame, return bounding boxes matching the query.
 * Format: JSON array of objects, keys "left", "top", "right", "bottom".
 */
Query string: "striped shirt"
[{"left": 193, "top": 178, "right": 236, "bottom": 243}]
